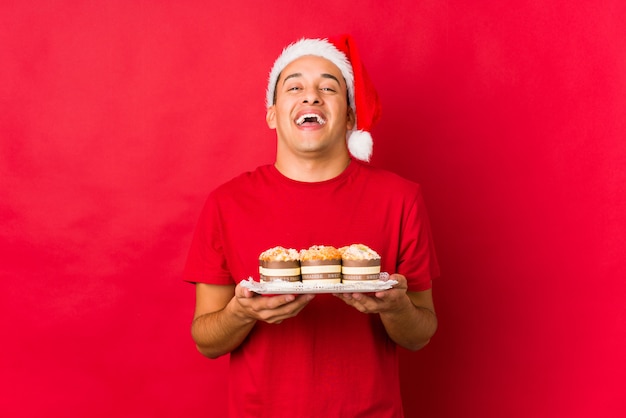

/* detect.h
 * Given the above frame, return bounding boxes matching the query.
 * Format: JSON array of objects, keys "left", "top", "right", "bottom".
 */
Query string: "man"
[{"left": 183, "top": 35, "right": 439, "bottom": 417}]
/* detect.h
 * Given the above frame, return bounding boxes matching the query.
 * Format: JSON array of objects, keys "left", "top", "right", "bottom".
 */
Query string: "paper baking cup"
[
  {"left": 341, "top": 259, "right": 381, "bottom": 282},
  {"left": 300, "top": 259, "right": 342, "bottom": 284},
  {"left": 259, "top": 260, "right": 301, "bottom": 282}
]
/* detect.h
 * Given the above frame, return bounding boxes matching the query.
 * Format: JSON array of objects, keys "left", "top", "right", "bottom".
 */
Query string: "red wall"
[{"left": 2, "top": 1, "right": 624, "bottom": 417}]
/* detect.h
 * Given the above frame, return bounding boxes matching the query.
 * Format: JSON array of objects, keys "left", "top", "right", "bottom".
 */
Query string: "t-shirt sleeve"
[
  {"left": 397, "top": 185, "right": 440, "bottom": 292},
  {"left": 182, "top": 193, "right": 234, "bottom": 285}
]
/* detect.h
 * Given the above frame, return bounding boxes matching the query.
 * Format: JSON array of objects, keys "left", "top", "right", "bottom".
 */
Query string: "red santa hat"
[{"left": 266, "top": 35, "right": 382, "bottom": 162}]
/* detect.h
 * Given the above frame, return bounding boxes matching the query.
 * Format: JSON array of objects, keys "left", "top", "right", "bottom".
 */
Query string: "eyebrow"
[{"left": 282, "top": 72, "right": 341, "bottom": 85}]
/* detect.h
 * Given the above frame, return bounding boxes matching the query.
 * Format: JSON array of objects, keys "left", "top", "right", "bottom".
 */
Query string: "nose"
[{"left": 302, "top": 87, "right": 321, "bottom": 105}]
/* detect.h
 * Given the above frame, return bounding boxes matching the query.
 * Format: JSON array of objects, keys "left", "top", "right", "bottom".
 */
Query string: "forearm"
[
  {"left": 191, "top": 299, "right": 257, "bottom": 359},
  {"left": 380, "top": 295, "right": 437, "bottom": 351}
]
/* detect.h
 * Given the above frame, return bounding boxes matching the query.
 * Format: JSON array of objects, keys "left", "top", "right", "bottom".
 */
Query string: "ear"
[
  {"left": 346, "top": 107, "right": 356, "bottom": 131},
  {"left": 266, "top": 106, "right": 277, "bottom": 129}
]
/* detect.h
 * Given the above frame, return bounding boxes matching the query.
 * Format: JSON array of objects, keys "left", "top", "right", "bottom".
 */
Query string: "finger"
[
  {"left": 235, "top": 283, "right": 258, "bottom": 299},
  {"left": 257, "top": 294, "right": 315, "bottom": 322},
  {"left": 259, "top": 293, "right": 313, "bottom": 313},
  {"left": 254, "top": 294, "right": 296, "bottom": 310}
]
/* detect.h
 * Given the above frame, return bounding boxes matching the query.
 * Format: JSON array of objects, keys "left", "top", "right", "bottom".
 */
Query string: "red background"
[{"left": 2, "top": 1, "right": 625, "bottom": 417}]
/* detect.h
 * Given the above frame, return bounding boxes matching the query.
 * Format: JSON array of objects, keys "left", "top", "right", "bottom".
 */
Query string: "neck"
[{"left": 274, "top": 153, "right": 351, "bottom": 182}]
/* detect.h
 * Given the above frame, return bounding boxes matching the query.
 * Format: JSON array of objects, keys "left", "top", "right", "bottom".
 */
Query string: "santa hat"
[{"left": 266, "top": 35, "right": 382, "bottom": 162}]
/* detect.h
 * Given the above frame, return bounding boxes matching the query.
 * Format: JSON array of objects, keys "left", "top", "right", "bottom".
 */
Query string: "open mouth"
[{"left": 295, "top": 113, "right": 327, "bottom": 126}]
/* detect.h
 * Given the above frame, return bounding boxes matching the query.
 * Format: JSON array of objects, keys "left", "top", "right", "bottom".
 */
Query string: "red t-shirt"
[{"left": 183, "top": 160, "right": 439, "bottom": 417}]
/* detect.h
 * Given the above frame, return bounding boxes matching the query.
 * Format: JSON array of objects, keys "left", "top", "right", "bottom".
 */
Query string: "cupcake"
[
  {"left": 258, "top": 246, "right": 301, "bottom": 282},
  {"left": 299, "top": 245, "right": 342, "bottom": 284},
  {"left": 339, "top": 244, "right": 381, "bottom": 283}
]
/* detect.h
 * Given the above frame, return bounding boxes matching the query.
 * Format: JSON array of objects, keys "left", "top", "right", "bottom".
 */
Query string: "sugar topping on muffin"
[
  {"left": 339, "top": 244, "right": 381, "bottom": 261},
  {"left": 259, "top": 246, "right": 300, "bottom": 262},
  {"left": 299, "top": 245, "right": 342, "bottom": 261}
]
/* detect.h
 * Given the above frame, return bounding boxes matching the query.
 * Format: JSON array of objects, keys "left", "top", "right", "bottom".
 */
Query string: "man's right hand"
[{"left": 229, "top": 283, "right": 315, "bottom": 324}]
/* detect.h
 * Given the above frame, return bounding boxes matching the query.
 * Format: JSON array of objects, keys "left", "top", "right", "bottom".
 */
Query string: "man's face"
[{"left": 266, "top": 55, "right": 355, "bottom": 160}]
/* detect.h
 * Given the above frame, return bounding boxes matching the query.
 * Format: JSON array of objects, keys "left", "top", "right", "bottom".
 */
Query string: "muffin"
[
  {"left": 299, "top": 245, "right": 342, "bottom": 284},
  {"left": 259, "top": 246, "right": 301, "bottom": 282},
  {"left": 339, "top": 244, "right": 381, "bottom": 283}
]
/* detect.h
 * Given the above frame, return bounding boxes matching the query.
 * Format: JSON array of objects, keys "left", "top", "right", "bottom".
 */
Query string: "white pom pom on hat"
[{"left": 266, "top": 34, "right": 382, "bottom": 162}]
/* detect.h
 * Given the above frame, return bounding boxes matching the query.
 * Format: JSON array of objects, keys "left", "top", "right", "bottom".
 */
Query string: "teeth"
[{"left": 296, "top": 113, "right": 326, "bottom": 126}]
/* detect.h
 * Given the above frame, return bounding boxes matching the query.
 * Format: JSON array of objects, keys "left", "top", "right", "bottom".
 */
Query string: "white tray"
[{"left": 240, "top": 273, "right": 396, "bottom": 294}]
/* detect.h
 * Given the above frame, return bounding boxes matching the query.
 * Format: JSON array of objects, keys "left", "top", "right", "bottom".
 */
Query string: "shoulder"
[
  {"left": 211, "top": 164, "right": 274, "bottom": 197},
  {"left": 352, "top": 161, "right": 422, "bottom": 195}
]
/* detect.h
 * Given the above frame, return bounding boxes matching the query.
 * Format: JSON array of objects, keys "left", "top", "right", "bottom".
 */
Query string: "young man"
[{"left": 183, "top": 35, "right": 439, "bottom": 417}]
